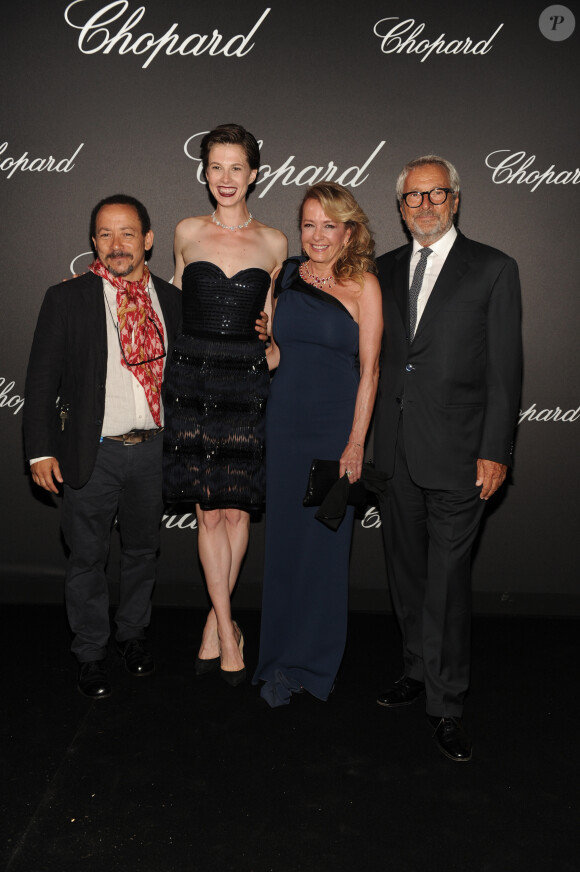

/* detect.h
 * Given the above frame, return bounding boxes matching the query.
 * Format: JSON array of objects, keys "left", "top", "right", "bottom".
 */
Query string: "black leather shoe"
[
  {"left": 427, "top": 716, "right": 472, "bottom": 762},
  {"left": 117, "top": 638, "right": 155, "bottom": 676},
  {"left": 78, "top": 660, "right": 112, "bottom": 699},
  {"left": 376, "top": 675, "right": 425, "bottom": 707}
]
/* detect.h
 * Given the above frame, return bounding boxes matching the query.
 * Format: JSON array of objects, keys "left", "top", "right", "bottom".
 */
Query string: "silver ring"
[{"left": 346, "top": 469, "right": 353, "bottom": 477}]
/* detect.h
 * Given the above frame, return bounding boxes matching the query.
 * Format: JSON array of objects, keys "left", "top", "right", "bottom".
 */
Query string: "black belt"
[{"left": 104, "top": 428, "right": 163, "bottom": 446}]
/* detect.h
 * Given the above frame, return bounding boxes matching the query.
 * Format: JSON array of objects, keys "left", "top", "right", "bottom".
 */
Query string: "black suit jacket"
[
  {"left": 23, "top": 271, "right": 181, "bottom": 488},
  {"left": 374, "top": 231, "right": 522, "bottom": 489}
]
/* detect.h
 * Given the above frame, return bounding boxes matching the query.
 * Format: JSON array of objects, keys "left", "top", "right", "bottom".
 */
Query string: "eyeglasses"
[
  {"left": 116, "top": 317, "right": 166, "bottom": 366},
  {"left": 401, "top": 188, "right": 455, "bottom": 208}
]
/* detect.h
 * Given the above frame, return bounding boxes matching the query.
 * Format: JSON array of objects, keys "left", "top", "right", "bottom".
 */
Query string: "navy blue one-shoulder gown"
[{"left": 253, "top": 257, "right": 360, "bottom": 706}]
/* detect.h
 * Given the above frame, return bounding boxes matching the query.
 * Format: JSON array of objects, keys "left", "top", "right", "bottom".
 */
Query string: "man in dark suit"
[
  {"left": 24, "top": 195, "right": 181, "bottom": 699},
  {"left": 374, "top": 156, "right": 522, "bottom": 761}
]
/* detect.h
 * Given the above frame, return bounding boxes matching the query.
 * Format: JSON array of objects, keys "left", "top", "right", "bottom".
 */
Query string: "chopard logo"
[
  {"left": 162, "top": 509, "right": 382, "bottom": 532},
  {"left": 64, "top": 1, "right": 271, "bottom": 69},
  {"left": 162, "top": 512, "right": 198, "bottom": 531},
  {"left": 184, "top": 132, "right": 386, "bottom": 198},
  {"left": 0, "top": 142, "right": 83, "bottom": 181},
  {"left": 361, "top": 506, "right": 381, "bottom": 529},
  {"left": 70, "top": 251, "right": 95, "bottom": 276},
  {"left": 518, "top": 403, "right": 580, "bottom": 424},
  {"left": 486, "top": 150, "right": 580, "bottom": 192},
  {"left": 373, "top": 17, "right": 503, "bottom": 60},
  {"left": 0, "top": 377, "right": 25, "bottom": 415}
]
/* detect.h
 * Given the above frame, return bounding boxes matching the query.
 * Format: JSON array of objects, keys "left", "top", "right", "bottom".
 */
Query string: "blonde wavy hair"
[{"left": 298, "top": 182, "right": 376, "bottom": 289}]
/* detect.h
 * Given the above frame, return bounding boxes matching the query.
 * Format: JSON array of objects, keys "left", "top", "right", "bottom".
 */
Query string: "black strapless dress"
[{"left": 163, "top": 261, "right": 270, "bottom": 511}]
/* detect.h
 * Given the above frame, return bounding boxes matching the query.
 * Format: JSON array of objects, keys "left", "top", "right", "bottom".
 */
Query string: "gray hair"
[{"left": 396, "top": 155, "right": 460, "bottom": 201}]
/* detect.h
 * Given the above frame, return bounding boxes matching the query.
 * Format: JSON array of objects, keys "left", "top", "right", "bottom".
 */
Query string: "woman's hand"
[{"left": 339, "top": 441, "right": 364, "bottom": 484}]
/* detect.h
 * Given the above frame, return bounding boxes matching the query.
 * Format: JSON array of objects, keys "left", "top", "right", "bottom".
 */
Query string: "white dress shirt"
[
  {"left": 101, "top": 278, "right": 167, "bottom": 436},
  {"left": 409, "top": 225, "right": 457, "bottom": 329}
]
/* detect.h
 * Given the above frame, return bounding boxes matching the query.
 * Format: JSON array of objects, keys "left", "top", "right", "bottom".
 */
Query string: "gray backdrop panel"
[{"left": 1, "top": 1, "right": 578, "bottom": 613}]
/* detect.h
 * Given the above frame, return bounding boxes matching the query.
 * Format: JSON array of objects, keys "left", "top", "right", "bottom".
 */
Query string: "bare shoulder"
[
  {"left": 361, "top": 271, "right": 382, "bottom": 296},
  {"left": 244, "top": 221, "right": 288, "bottom": 272},
  {"left": 258, "top": 222, "right": 286, "bottom": 243},
  {"left": 174, "top": 214, "right": 210, "bottom": 240},
  {"left": 255, "top": 222, "right": 288, "bottom": 252},
  {"left": 342, "top": 271, "right": 381, "bottom": 299}
]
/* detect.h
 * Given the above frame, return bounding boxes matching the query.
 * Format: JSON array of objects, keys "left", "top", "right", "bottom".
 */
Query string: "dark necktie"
[{"left": 409, "top": 247, "right": 432, "bottom": 340}]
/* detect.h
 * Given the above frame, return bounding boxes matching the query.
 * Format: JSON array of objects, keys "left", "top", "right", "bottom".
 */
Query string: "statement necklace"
[
  {"left": 300, "top": 259, "right": 335, "bottom": 289},
  {"left": 211, "top": 210, "right": 253, "bottom": 231}
]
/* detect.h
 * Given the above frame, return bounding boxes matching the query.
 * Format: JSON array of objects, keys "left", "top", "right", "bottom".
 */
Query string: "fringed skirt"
[{"left": 162, "top": 333, "right": 269, "bottom": 511}]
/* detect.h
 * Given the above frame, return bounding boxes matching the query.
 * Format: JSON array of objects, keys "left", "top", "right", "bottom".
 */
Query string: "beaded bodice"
[{"left": 181, "top": 261, "right": 270, "bottom": 341}]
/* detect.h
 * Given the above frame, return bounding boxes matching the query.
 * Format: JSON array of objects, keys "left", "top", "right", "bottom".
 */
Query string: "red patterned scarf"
[{"left": 90, "top": 258, "right": 165, "bottom": 427}]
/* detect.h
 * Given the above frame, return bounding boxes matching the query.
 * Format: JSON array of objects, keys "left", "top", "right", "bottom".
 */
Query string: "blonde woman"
[{"left": 253, "top": 183, "right": 383, "bottom": 706}]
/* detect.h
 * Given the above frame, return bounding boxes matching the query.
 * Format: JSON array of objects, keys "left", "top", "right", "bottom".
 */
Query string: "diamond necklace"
[
  {"left": 299, "top": 259, "right": 335, "bottom": 289},
  {"left": 211, "top": 210, "right": 253, "bottom": 231}
]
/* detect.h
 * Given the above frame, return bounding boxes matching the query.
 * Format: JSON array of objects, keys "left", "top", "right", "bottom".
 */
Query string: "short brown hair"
[{"left": 200, "top": 123, "right": 261, "bottom": 173}]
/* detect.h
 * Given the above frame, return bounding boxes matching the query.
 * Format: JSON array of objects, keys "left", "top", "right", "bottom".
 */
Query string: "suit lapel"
[
  {"left": 156, "top": 281, "right": 175, "bottom": 335},
  {"left": 79, "top": 273, "right": 108, "bottom": 366},
  {"left": 393, "top": 245, "right": 411, "bottom": 329},
  {"left": 413, "top": 232, "right": 471, "bottom": 340}
]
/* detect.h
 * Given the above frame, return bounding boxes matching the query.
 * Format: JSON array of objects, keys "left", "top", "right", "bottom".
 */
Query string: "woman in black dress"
[
  {"left": 163, "top": 124, "right": 287, "bottom": 684},
  {"left": 253, "top": 183, "right": 383, "bottom": 706}
]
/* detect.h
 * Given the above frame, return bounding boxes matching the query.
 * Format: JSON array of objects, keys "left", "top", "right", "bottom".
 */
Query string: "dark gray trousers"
[
  {"left": 379, "top": 416, "right": 486, "bottom": 718},
  {"left": 62, "top": 434, "right": 163, "bottom": 662}
]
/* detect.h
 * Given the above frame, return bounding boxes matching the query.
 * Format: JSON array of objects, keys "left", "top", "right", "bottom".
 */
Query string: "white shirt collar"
[{"left": 412, "top": 224, "right": 457, "bottom": 260}]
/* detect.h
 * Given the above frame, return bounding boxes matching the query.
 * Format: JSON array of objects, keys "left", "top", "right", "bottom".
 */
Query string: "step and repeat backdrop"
[{"left": 1, "top": 1, "right": 578, "bottom": 612}]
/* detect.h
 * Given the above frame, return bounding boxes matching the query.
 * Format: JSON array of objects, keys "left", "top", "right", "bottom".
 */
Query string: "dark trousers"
[
  {"left": 379, "top": 415, "right": 486, "bottom": 717},
  {"left": 62, "top": 435, "right": 163, "bottom": 662}
]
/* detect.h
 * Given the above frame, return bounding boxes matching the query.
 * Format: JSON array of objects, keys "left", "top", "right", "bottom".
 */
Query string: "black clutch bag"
[{"left": 303, "top": 459, "right": 369, "bottom": 510}]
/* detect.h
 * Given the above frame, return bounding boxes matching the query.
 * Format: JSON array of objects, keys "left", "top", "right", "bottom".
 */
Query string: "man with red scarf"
[{"left": 24, "top": 195, "right": 182, "bottom": 699}]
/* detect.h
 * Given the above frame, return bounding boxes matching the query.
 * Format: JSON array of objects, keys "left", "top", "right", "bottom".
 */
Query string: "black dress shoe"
[
  {"left": 117, "top": 638, "right": 155, "bottom": 676},
  {"left": 427, "top": 716, "right": 472, "bottom": 762},
  {"left": 376, "top": 675, "right": 425, "bottom": 707},
  {"left": 78, "top": 660, "right": 112, "bottom": 699}
]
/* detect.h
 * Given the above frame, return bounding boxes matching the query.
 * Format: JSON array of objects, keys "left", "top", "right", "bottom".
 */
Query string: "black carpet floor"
[{"left": 3, "top": 605, "right": 579, "bottom": 872}]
